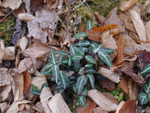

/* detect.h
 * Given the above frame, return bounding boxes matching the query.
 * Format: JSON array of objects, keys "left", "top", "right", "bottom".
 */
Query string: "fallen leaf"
[
  {"left": 46, "top": 0, "right": 63, "bottom": 10},
  {"left": 0, "top": 10, "right": 5, "bottom": 17},
  {"left": 120, "top": 0, "right": 138, "bottom": 11},
  {"left": 19, "top": 36, "right": 28, "bottom": 51},
  {"left": 0, "top": 40, "right": 5, "bottom": 63},
  {"left": 146, "top": 20, "right": 150, "bottom": 41},
  {"left": 23, "top": 70, "right": 31, "bottom": 94},
  {"left": 98, "top": 67, "right": 121, "bottom": 83},
  {"left": 12, "top": 5, "right": 25, "bottom": 18},
  {"left": 0, "top": 102, "right": 9, "bottom": 113},
  {"left": 40, "top": 87, "right": 53, "bottom": 113},
  {"left": 3, "top": 46, "right": 15, "bottom": 60},
  {"left": 76, "top": 98, "right": 97, "bottom": 113},
  {"left": 118, "top": 76, "right": 129, "bottom": 94},
  {"left": 27, "top": 8, "right": 58, "bottom": 43},
  {"left": 113, "top": 34, "right": 126, "bottom": 66},
  {"left": 30, "top": 0, "right": 44, "bottom": 13},
  {"left": 94, "top": 11, "right": 106, "bottom": 25},
  {"left": 0, "top": 0, "right": 22, "bottom": 10},
  {"left": 118, "top": 100, "right": 137, "bottom": 113},
  {"left": 13, "top": 73, "right": 24, "bottom": 99},
  {"left": 99, "top": 79, "right": 116, "bottom": 91},
  {"left": 48, "top": 93, "right": 72, "bottom": 113},
  {"left": 18, "top": 13, "right": 35, "bottom": 21},
  {"left": 88, "top": 89, "right": 118, "bottom": 112},
  {"left": 129, "top": 31, "right": 143, "bottom": 44},
  {"left": 17, "top": 58, "right": 36, "bottom": 73},
  {"left": 118, "top": 62, "right": 144, "bottom": 86},
  {"left": 93, "top": 107, "right": 108, "bottom": 113},
  {"left": 130, "top": 10, "right": 147, "bottom": 42},
  {"left": 0, "top": 85, "right": 11, "bottom": 102}
]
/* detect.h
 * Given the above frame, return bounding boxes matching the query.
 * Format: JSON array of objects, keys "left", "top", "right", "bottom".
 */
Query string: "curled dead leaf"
[
  {"left": 18, "top": 13, "right": 35, "bottom": 21},
  {"left": 120, "top": 0, "right": 138, "bottom": 11}
]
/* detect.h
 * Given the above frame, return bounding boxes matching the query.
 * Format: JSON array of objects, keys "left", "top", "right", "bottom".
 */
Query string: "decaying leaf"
[
  {"left": 99, "top": 79, "right": 116, "bottom": 91},
  {"left": 48, "top": 93, "right": 72, "bottom": 113},
  {"left": 40, "top": 87, "right": 53, "bottom": 113},
  {"left": 88, "top": 89, "right": 118, "bottom": 112},
  {"left": 3, "top": 46, "right": 15, "bottom": 60},
  {"left": 76, "top": 98, "right": 97, "bottom": 113},
  {"left": 94, "top": 11, "right": 106, "bottom": 25},
  {"left": 30, "top": 0, "right": 44, "bottom": 13},
  {"left": 19, "top": 36, "right": 28, "bottom": 51},
  {"left": 116, "top": 100, "right": 137, "bottom": 113},
  {"left": 0, "top": 0, "right": 22, "bottom": 10},
  {"left": 0, "top": 40, "right": 5, "bottom": 63},
  {"left": 0, "top": 102, "right": 8, "bottom": 113},
  {"left": 27, "top": 8, "right": 58, "bottom": 43},
  {"left": 18, "top": 13, "right": 35, "bottom": 21},
  {"left": 118, "top": 62, "right": 144, "bottom": 86},
  {"left": 130, "top": 10, "right": 147, "bottom": 42},
  {"left": 98, "top": 67, "right": 121, "bottom": 83},
  {"left": 120, "top": 0, "right": 138, "bottom": 11},
  {"left": 118, "top": 76, "right": 129, "bottom": 94},
  {"left": 146, "top": 21, "right": 150, "bottom": 41},
  {"left": 12, "top": 5, "right": 25, "bottom": 18},
  {"left": 23, "top": 70, "right": 31, "bottom": 94},
  {"left": 93, "top": 107, "right": 108, "bottom": 113}
]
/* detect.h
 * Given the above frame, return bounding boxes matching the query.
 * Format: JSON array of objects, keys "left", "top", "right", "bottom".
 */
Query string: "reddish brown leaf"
[
  {"left": 118, "top": 76, "right": 129, "bottom": 94},
  {"left": 76, "top": 98, "right": 97, "bottom": 113},
  {"left": 23, "top": 70, "right": 31, "bottom": 94},
  {"left": 99, "top": 79, "right": 116, "bottom": 91},
  {"left": 30, "top": 0, "right": 44, "bottom": 13}
]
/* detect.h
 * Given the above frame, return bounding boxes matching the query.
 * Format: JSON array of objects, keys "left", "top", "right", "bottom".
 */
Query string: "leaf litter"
[{"left": 1, "top": 0, "right": 150, "bottom": 112}]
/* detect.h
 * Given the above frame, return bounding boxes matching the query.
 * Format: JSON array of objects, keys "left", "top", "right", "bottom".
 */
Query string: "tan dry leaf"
[
  {"left": 12, "top": 5, "right": 25, "bottom": 18},
  {"left": 32, "top": 74, "right": 47, "bottom": 89},
  {"left": 3, "top": 46, "right": 15, "bottom": 60},
  {"left": 13, "top": 73, "right": 24, "bottom": 100},
  {"left": 130, "top": 10, "right": 147, "bottom": 41},
  {"left": 94, "top": 11, "right": 106, "bottom": 25},
  {"left": 118, "top": 76, "right": 129, "bottom": 94},
  {"left": 115, "top": 101, "right": 125, "bottom": 113},
  {"left": 103, "top": 93, "right": 119, "bottom": 105},
  {"left": 18, "top": 13, "right": 35, "bottom": 21},
  {"left": 146, "top": 20, "right": 150, "bottom": 41},
  {"left": 0, "top": 0, "right": 22, "bottom": 10},
  {"left": 0, "top": 10, "right": 5, "bottom": 17},
  {"left": 88, "top": 89, "right": 118, "bottom": 112},
  {"left": 98, "top": 67, "right": 121, "bottom": 83},
  {"left": 120, "top": 0, "right": 138, "bottom": 11},
  {"left": 0, "top": 85, "right": 11, "bottom": 101},
  {"left": 40, "top": 87, "right": 53, "bottom": 113},
  {"left": 19, "top": 36, "right": 28, "bottom": 51},
  {"left": 27, "top": 8, "right": 58, "bottom": 43},
  {"left": 18, "top": 58, "right": 36, "bottom": 73},
  {"left": 6, "top": 100, "right": 30, "bottom": 113},
  {"left": 94, "top": 107, "right": 108, "bottom": 113},
  {"left": 23, "top": 70, "right": 31, "bottom": 94},
  {"left": 0, "top": 102, "right": 9, "bottom": 113}
]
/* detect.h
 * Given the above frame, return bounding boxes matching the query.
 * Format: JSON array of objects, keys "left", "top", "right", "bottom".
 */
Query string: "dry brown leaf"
[
  {"left": 118, "top": 100, "right": 137, "bottom": 113},
  {"left": 128, "top": 31, "right": 143, "bottom": 44},
  {"left": 120, "top": 0, "right": 138, "bottom": 11},
  {"left": 6, "top": 100, "right": 30, "bottom": 113},
  {"left": 0, "top": 40, "right": 5, "bottom": 63},
  {"left": 13, "top": 73, "right": 24, "bottom": 99},
  {"left": 130, "top": 10, "right": 147, "bottom": 41},
  {"left": 99, "top": 79, "right": 116, "bottom": 91},
  {"left": 0, "top": 10, "right": 5, "bottom": 17},
  {"left": 0, "top": 85, "right": 11, "bottom": 102},
  {"left": 94, "top": 11, "right": 106, "bottom": 25},
  {"left": 98, "top": 67, "right": 121, "bottom": 83},
  {"left": 88, "top": 89, "right": 118, "bottom": 112},
  {"left": 18, "top": 13, "right": 35, "bottom": 21},
  {"left": 18, "top": 58, "right": 36, "bottom": 73},
  {"left": 48, "top": 93, "right": 72, "bottom": 113},
  {"left": 0, "top": 102, "right": 9, "bottom": 113},
  {"left": 3, "top": 46, "right": 15, "bottom": 60},
  {"left": 76, "top": 98, "right": 97, "bottom": 113},
  {"left": 115, "top": 101, "right": 125, "bottom": 113},
  {"left": 27, "top": 8, "right": 58, "bottom": 43},
  {"left": 102, "top": 93, "right": 119, "bottom": 105},
  {"left": 46, "top": 0, "right": 63, "bottom": 10},
  {"left": 114, "top": 34, "right": 126, "bottom": 66},
  {"left": 40, "top": 87, "right": 53, "bottom": 113},
  {"left": 23, "top": 70, "right": 31, "bottom": 94},
  {"left": 118, "top": 76, "right": 129, "bottom": 94},
  {"left": 0, "top": 0, "right": 22, "bottom": 10},
  {"left": 93, "top": 107, "right": 108, "bottom": 113},
  {"left": 146, "top": 20, "right": 150, "bottom": 41},
  {"left": 104, "top": 8, "right": 125, "bottom": 32},
  {"left": 19, "top": 36, "right": 28, "bottom": 51},
  {"left": 12, "top": 5, "right": 25, "bottom": 18}
]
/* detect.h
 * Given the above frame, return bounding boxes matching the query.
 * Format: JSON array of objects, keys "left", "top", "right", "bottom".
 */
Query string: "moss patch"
[{"left": 0, "top": 15, "right": 15, "bottom": 46}]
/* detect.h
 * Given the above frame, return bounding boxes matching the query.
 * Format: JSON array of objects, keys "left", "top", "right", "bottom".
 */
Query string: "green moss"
[{"left": 0, "top": 15, "right": 15, "bottom": 46}]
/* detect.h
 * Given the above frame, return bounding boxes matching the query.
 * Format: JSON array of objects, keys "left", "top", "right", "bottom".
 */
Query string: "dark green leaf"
[
  {"left": 59, "top": 71, "right": 68, "bottom": 89},
  {"left": 44, "top": 63, "right": 54, "bottom": 70},
  {"left": 94, "top": 44, "right": 103, "bottom": 53},
  {"left": 85, "top": 68, "right": 98, "bottom": 74},
  {"left": 78, "top": 96, "right": 86, "bottom": 107},
  {"left": 85, "top": 64, "right": 94, "bottom": 68},
  {"left": 74, "top": 46, "right": 85, "bottom": 56},
  {"left": 72, "top": 54, "right": 83, "bottom": 61},
  {"left": 98, "top": 51, "right": 112, "bottom": 67},
  {"left": 70, "top": 44, "right": 75, "bottom": 55},
  {"left": 42, "top": 66, "right": 54, "bottom": 76},
  {"left": 87, "top": 73, "right": 95, "bottom": 88},
  {"left": 86, "top": 20, "right": 93, "bottom": 31},
  {"left": 73, "top": 62, "right": 81, "bottom": 73},
  {"left": 57, "top": 88, "right": 65, "bottom": 93},
  {"left": 73, "top": 32, "right": 87, "bottom": 39},
  {"left": 58, "top": 54, "right": 63, "bottom": 62},
  {"left": 141, "top": 64, "right": 150, "bottom": 74},
  {"left": 139, "top": 92, "right": 150, "bottom": 105},
  {"left": 55, "top": 51, "right": 68, "bottom": 55},
  {"left": 79, "top": 67, "right": 85, "bottom": 74},
  {"left": 76, "top": 75, "right": 87, "bottom": 94},
  {"left": 80, "top": 47, "right": 88, "bottom": 53},
  {"left": 67, "top": 56, "right": 71, "bottom": 66},
  {"left": 81, "top": 87, "right": 88, "bottom": 96},
  {"left": 52, "top": 65, "right": 59, "bottom": 83},
  {"left": 85, "top": 55, "right": 96, "bottom": 64},
  {"left": 73, "top": 84, "right": 77, "bottom": 93},
  {"left": 31, "top": 85, "right": 41, "bottom": 96},
  {"left": 75, "top": 40, "right": 91, "bottom": 47},
  {"left": 51, "top": 49, "right": 56, "bottom": 64},
  {"left": 144, "top": 79, "right": 150, "bottom": 94},
  {"left": 40, "top": 83, "right": 48, "bottom": 91},
  {"left": 102, "top": 48, "right": 114, "bottom": 54}
]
